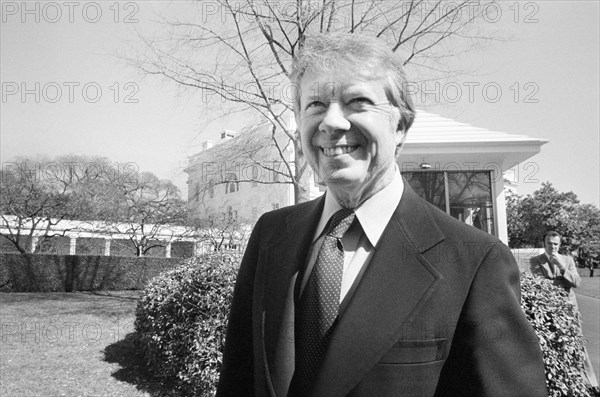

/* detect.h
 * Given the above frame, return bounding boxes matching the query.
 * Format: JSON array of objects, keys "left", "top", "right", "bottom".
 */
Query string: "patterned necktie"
[{"left": 292, "top": 208, "right": 356, "bottom": 392}]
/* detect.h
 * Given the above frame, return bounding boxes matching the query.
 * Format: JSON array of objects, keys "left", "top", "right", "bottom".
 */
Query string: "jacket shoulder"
[{"left": 260, "top": 198, "right": 320, "bottom": 222}]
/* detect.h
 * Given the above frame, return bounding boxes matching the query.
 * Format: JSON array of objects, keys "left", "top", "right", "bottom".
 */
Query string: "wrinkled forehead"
[{"left": 295, "top": 65, "right": 389, "bottom": 103}]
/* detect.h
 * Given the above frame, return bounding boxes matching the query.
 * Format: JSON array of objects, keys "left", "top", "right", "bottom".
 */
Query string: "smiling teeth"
[{"left": 322, "top": 146, "right": 357, "bottom": 156}]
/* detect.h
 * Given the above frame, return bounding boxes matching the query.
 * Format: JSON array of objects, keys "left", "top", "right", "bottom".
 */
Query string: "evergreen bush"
[
  {"left": 521, "top": 271, "right": 593, "bottom": 396},
  {"left": 135, "top": 253, "right": 239, "bottom": 396}
]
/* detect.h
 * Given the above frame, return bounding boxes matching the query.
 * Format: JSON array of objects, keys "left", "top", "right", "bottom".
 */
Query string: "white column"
[
  {"left": 69, "top": 237, "right": 77, "bottom": 255},
  {"left": 165, "top": 242, "right": 172, "bottom": 258},
  {"left": 494, "top": 173, "right": 509, "bottom": 244},
  {"left": 104, "top": 239, "right": 111, "bottom": 256},
  {"left": 30, "top": 236, "right": 38, "bottom": 253},
  {"left": 193, "top": 241, "right": 205, "bottom": 256}
]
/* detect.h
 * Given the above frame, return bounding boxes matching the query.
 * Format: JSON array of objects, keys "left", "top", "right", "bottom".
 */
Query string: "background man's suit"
[
  {"left": 218, "top": 185, "right": 547, "bottom": 397},
  {"left": 529, "top": 252, "right": 581, "bottom": 308}
]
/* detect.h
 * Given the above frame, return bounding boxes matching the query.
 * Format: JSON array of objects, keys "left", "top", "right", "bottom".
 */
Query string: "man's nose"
[{"left": 319, "top": 102, "right": 350, "bottom": 134}]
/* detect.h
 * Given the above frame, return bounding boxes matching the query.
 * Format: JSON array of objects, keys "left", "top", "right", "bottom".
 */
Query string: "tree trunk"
[{"left": 293, "top": 144, "right": 312, "bottom": 204}]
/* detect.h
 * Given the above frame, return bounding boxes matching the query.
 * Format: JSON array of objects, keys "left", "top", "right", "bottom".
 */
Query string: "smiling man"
[{"left": 217, "top": 33, "right": 547, "bottom": 397}]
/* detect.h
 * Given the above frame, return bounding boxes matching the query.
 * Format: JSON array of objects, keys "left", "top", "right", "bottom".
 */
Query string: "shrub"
[
  {"left": 135, "top": 253, "right": 240, "bottom": 396},
  {"left": 520, "top": 272, "right": 593, "bottom": 396}
]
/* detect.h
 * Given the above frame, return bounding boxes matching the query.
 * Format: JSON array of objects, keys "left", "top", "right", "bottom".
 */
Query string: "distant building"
[
  {"left": 185, "top": 120, "right": 324, "bottom": 224},
  {"left": 185, "top": 111, "right": 547, "bottom": 244}
]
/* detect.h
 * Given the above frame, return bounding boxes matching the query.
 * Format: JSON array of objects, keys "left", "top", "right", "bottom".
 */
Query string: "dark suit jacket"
[
  {"left": 529, "top": 253, "right": 581, "bottom": 308},
  {"left": 217, "top": 185, "right": 547, "bottom": 397}
]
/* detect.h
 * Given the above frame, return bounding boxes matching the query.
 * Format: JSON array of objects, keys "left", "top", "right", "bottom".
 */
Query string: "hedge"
[
  {"left": 135, "top": 256, "right": 595, "bottom": 396},
  {"left": 135, "top": 253, "right": 238, "bottom": 396},
  {"left": 0, "top": 253, "right": 186, "bottom": 292},
  {"left": 521, "top": 272, "right": 594, "bottom": 396}
]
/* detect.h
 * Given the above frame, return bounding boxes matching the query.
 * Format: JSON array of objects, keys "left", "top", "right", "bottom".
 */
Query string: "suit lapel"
[
  {"left": 262, "top": 197, "right": 324, "bottom": 397},
  {"left": 537, "top": 254, "right": 555, "bottom": 278},
  {"left": 311, "top": 186, "right": 445, "bottom": 397}
]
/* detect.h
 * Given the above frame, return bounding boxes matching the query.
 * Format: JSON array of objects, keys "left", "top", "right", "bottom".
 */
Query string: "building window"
[
  {"left": 225, "top": 172, "right": 239, "bottom": 194},
  {"left": 402, "top": 170, "right": 495, "bottom": 235},
  {"left": 227, "top": 206, "right": 233, "bottom": 220}
]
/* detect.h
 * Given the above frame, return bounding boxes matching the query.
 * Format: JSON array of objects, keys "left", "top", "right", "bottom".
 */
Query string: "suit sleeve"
[
  {"left": 216, "top": 217, "right": 263, "bottom": 397},
  {"left": 436, "top": 242, "right": 548, "bottom": 397},
  {"left": 559, "top": 255, "right": 581, "bottom": 288}
]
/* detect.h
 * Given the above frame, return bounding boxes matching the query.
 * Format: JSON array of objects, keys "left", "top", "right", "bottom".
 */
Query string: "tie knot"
[{"left": 326, "top": 208, "right": 355, "bottom": 239}]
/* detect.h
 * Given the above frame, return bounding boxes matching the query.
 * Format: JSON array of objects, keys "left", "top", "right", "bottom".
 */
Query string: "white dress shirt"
[{"left": 299, "top": 167, "right": 404, "bottom": 303}]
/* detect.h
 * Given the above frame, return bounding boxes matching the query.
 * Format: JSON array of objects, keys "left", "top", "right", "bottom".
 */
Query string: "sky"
[{"left": 1, "top": 1, "right": 599, "bottom": 205}]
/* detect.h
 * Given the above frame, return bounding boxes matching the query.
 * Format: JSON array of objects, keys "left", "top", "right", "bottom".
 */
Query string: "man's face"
[
  {"left": 297, "top": 69, "right": 404, "bottom": 204},
  {"left": 544, "top": 235, "right": 561, "bottom": 256}
]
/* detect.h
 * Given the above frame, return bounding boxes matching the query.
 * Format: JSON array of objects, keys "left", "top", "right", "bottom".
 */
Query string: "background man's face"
[
  {"left": 297, "top": 69, "right": 404, "bottom": 201},
  {"left": 544, "top": 235, "right": 561, "bottom": 256}
]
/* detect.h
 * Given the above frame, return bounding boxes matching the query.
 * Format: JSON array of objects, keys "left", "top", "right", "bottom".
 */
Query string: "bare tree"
[
  {"left": 0, "top": 156, "right": 103, "bottom": 253},
  {"left": 1, "top": 156, "right": 189, "bottom": 257},
  {"left": 189, "top": 214, "right": 252, "bottom": 252},
  {"left": 130, "top": 0, "right": 497, "bottom": 203},
  {"left": 104, "top": 171, "right": 189, "bottom": 257}
]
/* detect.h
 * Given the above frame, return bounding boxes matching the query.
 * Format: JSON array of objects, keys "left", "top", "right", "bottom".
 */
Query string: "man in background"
[{"left": 530, "top": 230, "right": 598, "bottom": 391}]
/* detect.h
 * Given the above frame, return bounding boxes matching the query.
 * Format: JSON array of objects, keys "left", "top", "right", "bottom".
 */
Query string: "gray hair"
[{"left": 290, "top": 33, "right": 415, "bottom": 132}]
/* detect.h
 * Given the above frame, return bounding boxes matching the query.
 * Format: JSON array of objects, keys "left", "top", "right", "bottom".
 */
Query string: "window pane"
[
  {"left": 402, "top": 171, "right": 446, "bottom": 212},
  {"left": 447, "top": 172, "right": 494, "bottom": 234}
]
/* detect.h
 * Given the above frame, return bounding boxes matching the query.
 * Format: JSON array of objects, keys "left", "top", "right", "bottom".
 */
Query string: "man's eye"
[
  {"left": 347, "top": 97, "right": 373, "bottom": 108},
  {"left": 305, "top": 101, "right": 326, "bottom": 112}
]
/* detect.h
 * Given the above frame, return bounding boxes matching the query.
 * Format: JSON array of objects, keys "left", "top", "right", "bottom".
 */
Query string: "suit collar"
[{"left": 316, "top": 169, "right": 404, "bottom": 247}]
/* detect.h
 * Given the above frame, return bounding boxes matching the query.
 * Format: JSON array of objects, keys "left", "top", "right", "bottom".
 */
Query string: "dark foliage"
[
  {"left": 135, "top": 254, "right": 238, "bottom": 396},
  {"left": 0, "top": 253, "right": 185, "bottom": 292},
  {"left": 521, "top": 272, "right": 593, "bottom": 396}
]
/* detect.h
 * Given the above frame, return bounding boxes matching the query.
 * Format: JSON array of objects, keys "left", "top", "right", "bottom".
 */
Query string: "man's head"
[
  {"left": 290, "top": 34, "right": 415, "bottom": 206},
  {"left": 543, "top": 230, "right": 562, "bottom": 256}
]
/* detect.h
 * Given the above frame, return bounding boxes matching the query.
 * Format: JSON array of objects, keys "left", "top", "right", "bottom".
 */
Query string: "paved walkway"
[{"left": 578, "top": 293, "right": 599, "bottom": 377}]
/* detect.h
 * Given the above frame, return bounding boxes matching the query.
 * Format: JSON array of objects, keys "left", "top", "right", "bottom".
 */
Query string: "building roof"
[
  {"left": 400, "top": 111, "right": 548, "bottom": 171},
  {"left": 407, "top": 111, "right": 547, "bottom": 144}
]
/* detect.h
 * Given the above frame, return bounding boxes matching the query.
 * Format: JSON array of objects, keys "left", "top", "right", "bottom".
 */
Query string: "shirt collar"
[{"left": 314, "top": 166, "right": 404, "bottom": 247}]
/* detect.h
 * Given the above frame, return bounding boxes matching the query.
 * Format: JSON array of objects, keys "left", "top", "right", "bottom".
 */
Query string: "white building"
[{"left": 185, "top": 111, "right": 547, "bottom": 244}]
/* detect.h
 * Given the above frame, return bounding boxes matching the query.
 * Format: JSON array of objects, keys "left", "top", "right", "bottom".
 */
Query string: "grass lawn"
[{"left": 0, "top": 291, "right": 175, "bottom": 397}]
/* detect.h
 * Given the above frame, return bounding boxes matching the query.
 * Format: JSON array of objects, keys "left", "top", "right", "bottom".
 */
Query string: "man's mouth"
[{"left": 321, "top": 145, "right": 358, "bottom": 157}]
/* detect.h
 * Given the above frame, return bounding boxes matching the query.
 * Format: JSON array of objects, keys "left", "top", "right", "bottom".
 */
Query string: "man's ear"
[{"left": 395, "top": 122, "right": 407, "bottom": 147}]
